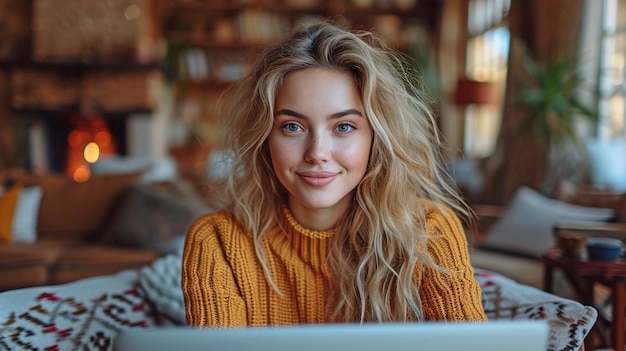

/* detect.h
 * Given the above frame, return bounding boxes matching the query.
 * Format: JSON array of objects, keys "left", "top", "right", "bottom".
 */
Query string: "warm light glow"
[
  {"left": 84, "top": 142, "right": 100, "bottom": 163},
  {"left": 67, "top": 130, "right": 83, "bottom": 147},
  {"left": 94, "top": 131, "right": 112, "bottom": 148},
  {"left": 73, "top": 165, "right": 91, "bottom": 183},
  {"left": 66, "top": 114, "right": 117, "bottom": 182}
]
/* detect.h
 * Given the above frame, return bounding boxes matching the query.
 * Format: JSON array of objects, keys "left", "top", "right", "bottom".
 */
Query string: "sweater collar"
[{"left": 281, "top": 205, "right": 337, "bottom": 239}]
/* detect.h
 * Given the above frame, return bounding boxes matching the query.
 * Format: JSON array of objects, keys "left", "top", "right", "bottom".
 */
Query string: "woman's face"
[{"left": 268, "top": 67, "right": 373, "bottom": 230}]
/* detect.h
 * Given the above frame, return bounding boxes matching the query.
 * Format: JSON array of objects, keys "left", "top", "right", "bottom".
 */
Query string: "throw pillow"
[
  {"left": 585, "top": 138, "right": 626, "bottom": 192},
  {"left": 0, "top": 184, "right": 21, "bottom": 244},
  {"left": 12, "top": 185, "right": 43, "bottom": 243},
  {"left": 138, "top": 254, "right": 186, "bottom": 325},
  {"left": 98, "top": 180, "right": 210, "bottom": 251},
  {"left": 480, "top": 187, "right": 615, "bottom": 258},
  {"left": 475, "top": 268, "right": 597, "bottom": 351}
]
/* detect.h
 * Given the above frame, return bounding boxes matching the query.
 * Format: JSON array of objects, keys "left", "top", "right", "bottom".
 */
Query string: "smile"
[{"left": 297, "top": 171, "right": 338, "bottom": 187}]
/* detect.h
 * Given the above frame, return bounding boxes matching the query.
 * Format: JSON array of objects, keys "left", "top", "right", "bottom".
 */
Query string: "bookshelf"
[{"left": 163, "top": 0, "right": 441, "bottom": 149}]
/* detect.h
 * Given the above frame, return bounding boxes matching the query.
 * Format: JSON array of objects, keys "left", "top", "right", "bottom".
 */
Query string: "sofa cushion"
[
  {"left": 27, "top": 172, "right": 141, "bottom": 241},
  {"left": 0, "top": 241, "right": 158, "bottom": 289},
  {"left": 1, "top": 170, "right": 142, "bottom": 241},
  {"left": 51, "top": 245, "right": 160, "bottom": 284},
  {"left": 0, "top": 262, "right": 48, "bottom": 291},
  {"left": 0, "top": 241, "right": 70, "bottom": 290}
]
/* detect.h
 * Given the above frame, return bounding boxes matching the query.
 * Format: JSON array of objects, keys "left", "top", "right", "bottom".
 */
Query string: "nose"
[{"left": 304, "top": 133, "right": 330, "bottom": 164}]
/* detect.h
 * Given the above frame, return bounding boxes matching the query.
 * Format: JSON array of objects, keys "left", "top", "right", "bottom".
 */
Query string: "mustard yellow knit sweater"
[{"left": 182, "top": 203, "right": 486, "bottom": 327}]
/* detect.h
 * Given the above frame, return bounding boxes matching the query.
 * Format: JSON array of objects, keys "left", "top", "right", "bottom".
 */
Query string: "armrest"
[
  {"left": 472, "top": 204, "right": 506, "bottom": 219},
  {"left": 470, "top": 204, "right": 506, "bottom": 243},
  {"left": 554, "top": 221, "right": 626, "bottom": 242}
]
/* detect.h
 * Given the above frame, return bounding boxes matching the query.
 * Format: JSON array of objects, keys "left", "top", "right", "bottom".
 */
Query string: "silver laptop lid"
[{"left": 114, "top": 321, "right": 549, "bottom": 351}]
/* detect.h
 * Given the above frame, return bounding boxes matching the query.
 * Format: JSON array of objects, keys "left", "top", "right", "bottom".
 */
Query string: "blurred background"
[{"left": 0, "top": 0, "right": 621, "bottom": 206}]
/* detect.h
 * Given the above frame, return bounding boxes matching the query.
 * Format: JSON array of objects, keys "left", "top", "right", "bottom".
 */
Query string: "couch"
[
  {"left": 0, "top": 167, "right": 210, "bottom": 291},
  {"left": 0, "top": 253, "right": 598, "bottom": 351}
]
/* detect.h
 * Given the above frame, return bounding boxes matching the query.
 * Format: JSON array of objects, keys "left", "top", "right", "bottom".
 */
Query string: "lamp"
[{"left": 454, "top": 79, "right": 500, "bottom": 106}]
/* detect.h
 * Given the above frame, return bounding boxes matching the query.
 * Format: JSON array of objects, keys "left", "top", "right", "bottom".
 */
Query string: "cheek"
[
  {"left": 340, "top": 139, "right": 372, "bottom": 172},
  {"left": 268, "top": 137, "right": 293, "bottom": 173}
]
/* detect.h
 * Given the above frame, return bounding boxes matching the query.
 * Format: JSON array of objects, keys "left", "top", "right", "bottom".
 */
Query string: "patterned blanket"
[
  {"left": 0, "top": 255, "right": 597, "bottom": 351},
  {"left": 0, "top": 270, "right": 161, "bottom": 351}
]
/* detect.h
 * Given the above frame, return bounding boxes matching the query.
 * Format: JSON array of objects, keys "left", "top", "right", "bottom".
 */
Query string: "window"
[
  {"left": 462, "top": 0, "right": 511, "bottom": 157},
  {"left": 599, "top": 0, "right": 626, "bottom": 138}
]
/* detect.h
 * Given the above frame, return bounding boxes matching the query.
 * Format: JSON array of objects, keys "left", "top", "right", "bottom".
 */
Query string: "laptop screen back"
[{"left": 114, "top": 321, "right": 549, "bottom": 351}]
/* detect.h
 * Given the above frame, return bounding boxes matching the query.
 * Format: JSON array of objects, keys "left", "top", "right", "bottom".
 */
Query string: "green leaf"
[{"left": 514, "top": 51, "right": 597, "bottom": 146}]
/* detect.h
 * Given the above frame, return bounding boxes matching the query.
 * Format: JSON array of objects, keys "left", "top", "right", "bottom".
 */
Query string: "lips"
[{"left": 297, "top": 171, "right": 338, "bottom": 187}]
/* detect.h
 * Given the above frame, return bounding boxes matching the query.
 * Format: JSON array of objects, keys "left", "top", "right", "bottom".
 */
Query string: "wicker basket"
[
  {"left": 0, "top": 0, "right": 30, "bottom": 60},
  {"left": 31, "top": 0, "right": 158, "bottom": 63},
  {"left": 10, "top": 69, "right": 80, "bottom": 110},
  {"left": 81, "top": 70, "right": 162, "bottom": 112}
]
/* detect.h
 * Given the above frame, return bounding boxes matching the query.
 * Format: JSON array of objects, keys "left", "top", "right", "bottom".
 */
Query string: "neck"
[{"left": 287, "top": 200, "right": 349, "bottom": 231}]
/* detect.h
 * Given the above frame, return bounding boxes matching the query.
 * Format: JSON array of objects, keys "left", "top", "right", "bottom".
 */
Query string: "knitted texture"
[{"left": 182, "top": 202, "right": 486, "bottom": 326}]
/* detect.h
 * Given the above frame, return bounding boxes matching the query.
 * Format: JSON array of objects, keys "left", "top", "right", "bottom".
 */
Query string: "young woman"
[{"left": 182, "top": 21, "right": 486, "bottom": 327}]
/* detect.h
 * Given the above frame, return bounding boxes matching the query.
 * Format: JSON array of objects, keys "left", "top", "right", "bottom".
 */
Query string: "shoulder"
[
  {"left": 186, "top": 210, "right": 247, "bottom": 246},
  {"left": 416, "top": 199, "right": 472, "bottom": 270},
  {"left": 417, "top": 198, "right": 459, "bottom": 221},
  {"left": 416, "top": 198, "right": 464, "bottom": 238}
]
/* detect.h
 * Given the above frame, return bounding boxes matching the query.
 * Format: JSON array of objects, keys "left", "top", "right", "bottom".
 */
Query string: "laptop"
[{"left": 114, "top": 320, "right": 549, "bottom": 351}]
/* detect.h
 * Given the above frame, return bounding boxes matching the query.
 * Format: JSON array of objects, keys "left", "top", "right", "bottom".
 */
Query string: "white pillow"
[
  {"left": 138, "top": 254, "right": 185, "bottom": 324},
  {"left": 585, "top": 138, "right": 626, "bottom": 192},
  {"left": 480, "top": 187, "right": 615, "bottom": 258},
  {"left": 90, "top": 156, "right": 178, "bottom": 182},
  {"left": 12, "top": 186, "right": 43, "bottom": 243},
  {"left": 0, "top": 185, "right": 42, "bottom": 243},
  {"left": 141, "top": 156, "right": 178, "bottom": 182},
  {"left": 90, "top": 156, "right": 153, "bottom": 175}
]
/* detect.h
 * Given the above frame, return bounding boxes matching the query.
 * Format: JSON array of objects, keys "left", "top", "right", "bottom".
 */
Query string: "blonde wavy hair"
[{"left": 207, "top": 21, "right": 470, "bottom": 323}]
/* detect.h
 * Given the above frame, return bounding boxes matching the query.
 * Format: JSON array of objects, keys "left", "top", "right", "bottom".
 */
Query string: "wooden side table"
[{"left": 542, "top": 248, "right": 626, "bottom": 351}]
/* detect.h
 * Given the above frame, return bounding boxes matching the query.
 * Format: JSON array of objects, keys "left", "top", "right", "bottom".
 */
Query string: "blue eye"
[
  {"left": 282, "top": 122, "right": 302, "bottom": 132},
  {"left": 336, "top": 123, "right": 355, "bottom": 133}
]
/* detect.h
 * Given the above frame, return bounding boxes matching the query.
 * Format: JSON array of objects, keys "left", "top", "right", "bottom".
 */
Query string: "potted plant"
[
  {"left": 513, "top": 52, "right": 598, "bottom": 194},
  {"left": 408, "top": 42, "right": 441, "bottom": 107}
]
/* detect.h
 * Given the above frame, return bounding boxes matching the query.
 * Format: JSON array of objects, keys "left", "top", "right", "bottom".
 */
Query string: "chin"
[{"left": 299, "top": 196, "right": 352, "bottom": 212}]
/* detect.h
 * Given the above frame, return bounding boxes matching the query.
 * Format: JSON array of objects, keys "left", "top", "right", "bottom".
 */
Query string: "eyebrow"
[{"left": 274, "top": 108, "right": 364, "bottom": 119}]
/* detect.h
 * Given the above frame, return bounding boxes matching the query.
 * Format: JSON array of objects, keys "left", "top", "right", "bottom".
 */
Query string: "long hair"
[{"left": 208, "top": 21, "right": 469, "bottom": 323}]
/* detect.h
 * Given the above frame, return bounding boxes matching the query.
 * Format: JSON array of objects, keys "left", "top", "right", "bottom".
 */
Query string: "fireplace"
[
  {"left": 27, "top": 113, "right": 128, "bottom": 181},
  {"left": 65, "top": 113, "right": 119, "bottom": 182}
]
